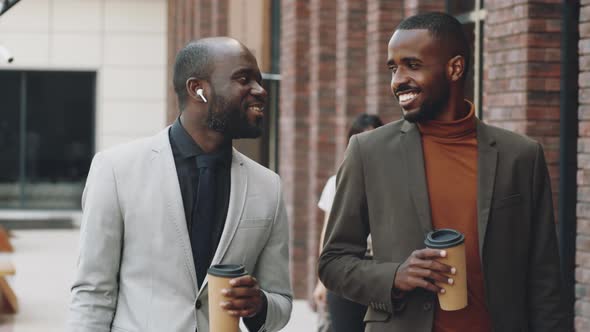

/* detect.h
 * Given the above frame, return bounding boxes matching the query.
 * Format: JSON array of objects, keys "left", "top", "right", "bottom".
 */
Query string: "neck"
[
  {"left": 180, "top": 111, "right": 229, "bottom": 153},
  {"left": 433, "top": 91, "right": 468, "bottom": 122}
]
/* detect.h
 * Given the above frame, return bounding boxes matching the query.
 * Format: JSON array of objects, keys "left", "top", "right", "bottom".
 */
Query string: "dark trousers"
[{"left": 327, "top": 291, "right": 367, "bottom": 332}]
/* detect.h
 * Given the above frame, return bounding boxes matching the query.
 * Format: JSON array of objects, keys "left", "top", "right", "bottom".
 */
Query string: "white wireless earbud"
[{"left": 196, "top": 88, "right": 207, "bottom": 103}]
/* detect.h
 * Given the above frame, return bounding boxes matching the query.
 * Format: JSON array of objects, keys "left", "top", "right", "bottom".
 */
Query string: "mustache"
[
  {"left": 245, "top": 96, "right": 267, "bottom": 107},
  {"left": 394, "top": 84, "right": 420, "bottom": 95}
]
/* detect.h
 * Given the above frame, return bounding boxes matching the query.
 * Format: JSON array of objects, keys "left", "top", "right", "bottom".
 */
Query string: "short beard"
[
  {"left": 403, "top": 80, "right": 450, "bottom": 123},
  {"left": 232, "top": 116, "right": 263, "bottom": 139},
  {"left": 206, "top": 102, "right": 229, "bottom": 133},
  {"left": 403, "top": 99, "right": 445, "bottom": 123},
  {"left": 206, "top": 95, "right": 263, "bottom": 139}
]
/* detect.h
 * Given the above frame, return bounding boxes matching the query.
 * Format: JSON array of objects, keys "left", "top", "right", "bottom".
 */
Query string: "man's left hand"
[{"left": 221, "top": 275, "right": 264, "bottom": 318}]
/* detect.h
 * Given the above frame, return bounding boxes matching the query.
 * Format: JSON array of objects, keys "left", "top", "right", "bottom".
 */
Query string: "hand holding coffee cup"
[
  {"left": 393, "top": 248, "right": 456, "bottom": 295},
  {"left": 208, "top": 264, "right": 264, "bottom": 332},
  {"left": 220, "top": 274, "right": 265, "bottom": 318},
  {"left": 424, "top": 229, "right": 467, "bottom": 311}
]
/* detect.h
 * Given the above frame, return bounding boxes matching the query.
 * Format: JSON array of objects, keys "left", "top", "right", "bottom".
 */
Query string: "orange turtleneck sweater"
[{"left": 417, "top": 101, "right": 492, "bottom": 332}]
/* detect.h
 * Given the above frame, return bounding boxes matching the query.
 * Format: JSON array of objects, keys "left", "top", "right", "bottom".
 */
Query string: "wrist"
[{"left": 391, "top": 287, "right": 405, "bottom": 300}]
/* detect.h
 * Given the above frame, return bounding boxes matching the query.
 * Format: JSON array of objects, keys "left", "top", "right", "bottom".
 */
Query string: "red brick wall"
[
  {"left": 404, "top": 0, "right": 444, "bottom": 16},
  {"left": 213, "top": 0, "right": 229, "bottom": 36},
  {"left": 280, "top": 0, "right": 311, "bottom": 298},
  {"left": 484, "top": 0, "right": 561, "bottom": 211},
  {"left": 366, "top": 0, "right": 404, "bottom": 124},
  {"left": 578, "top": 1, "right": 590, "bottom": 330},
  {"left": 335, "top": 0, "right": 368, "bottom": 160},
  {"left": 166, "top": 0, "right": 229, "bottom": 123},
  {"left": 307, "top": 0, "right": 338, "bottom": 299}
]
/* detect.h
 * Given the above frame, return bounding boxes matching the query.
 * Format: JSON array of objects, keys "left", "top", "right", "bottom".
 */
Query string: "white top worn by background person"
[
  {"left": 318, "top": 176, "right": 337, "bottom": 213},
  {"left": 318, "top": 175, "right": 372, "bottom": 255}
]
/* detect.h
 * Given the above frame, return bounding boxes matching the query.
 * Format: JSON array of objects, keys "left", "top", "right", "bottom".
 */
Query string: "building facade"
[
  {"left": 0, "top": 0, "right": 168, "bottom": 210},
  {"left": 1, "top": 0, "right": 588, "bottom": 328}
]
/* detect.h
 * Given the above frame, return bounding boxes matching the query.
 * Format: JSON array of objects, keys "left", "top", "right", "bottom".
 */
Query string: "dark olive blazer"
[{"left": 318, "top": 119, "right": 571, "bottom": 332}]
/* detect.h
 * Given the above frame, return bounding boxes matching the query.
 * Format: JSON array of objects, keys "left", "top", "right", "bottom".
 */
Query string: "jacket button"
[
  {"left": 196, "top": 300, "right": 202, "bottom": 309},
  {"left": 423, "top": 302, "right": 432, "bottom": 311}
]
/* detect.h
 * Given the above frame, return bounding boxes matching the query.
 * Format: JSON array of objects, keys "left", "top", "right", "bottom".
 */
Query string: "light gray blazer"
[{"left": 67, "top": 128, "right": 292, "bottom": 332}]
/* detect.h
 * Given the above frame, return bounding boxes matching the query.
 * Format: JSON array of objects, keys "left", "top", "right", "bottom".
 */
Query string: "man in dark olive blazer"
[{"left": 319, "top": 12, "right": 571, "bottom": 332}]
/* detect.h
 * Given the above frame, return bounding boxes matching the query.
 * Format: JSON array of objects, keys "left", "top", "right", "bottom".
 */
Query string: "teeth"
[
  {"left": 249, "top": 106, "right": 262, "bottom": 111},
  {"left": 399, "top": 92, "right": 417, "bottom": 103}
]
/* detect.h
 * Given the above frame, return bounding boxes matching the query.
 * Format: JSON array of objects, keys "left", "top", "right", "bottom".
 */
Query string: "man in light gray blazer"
[{"left": 68, "top": 37, "right": 292, "bottom": 332}]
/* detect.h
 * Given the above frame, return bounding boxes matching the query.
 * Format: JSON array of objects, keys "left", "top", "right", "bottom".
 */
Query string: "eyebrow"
[
  {"left": 402, "top": 57, "right": 422, "bottom": 63},
  {"left": 232, "top": 68, "right": 262, "bottom": 81},
  {"left": 387, "top": 56, "right": 423, "bottom": 66}
]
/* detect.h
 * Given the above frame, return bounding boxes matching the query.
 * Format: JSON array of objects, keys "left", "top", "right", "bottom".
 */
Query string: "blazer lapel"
[
  {"left": 476, "top": 120, "right": 497, "bottom": 263},
  {"left": 198, "top": 149, "right": 247, "bottom": 296},
  {"left": 401, "top": 121, "right": 433, "bottom": 235},
  {"left": 152, "top": 127, "right": 198, "bottom": 295}
]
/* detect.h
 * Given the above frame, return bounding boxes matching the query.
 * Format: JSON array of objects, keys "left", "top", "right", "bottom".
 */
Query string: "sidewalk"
[{"left": 2, "top": 229, "right": 317, "bottom": 331}]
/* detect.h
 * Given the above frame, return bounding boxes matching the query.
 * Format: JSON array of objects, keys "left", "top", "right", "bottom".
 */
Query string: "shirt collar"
[{"left": 170, "top": 117, "right": 232, "bottom": 164}]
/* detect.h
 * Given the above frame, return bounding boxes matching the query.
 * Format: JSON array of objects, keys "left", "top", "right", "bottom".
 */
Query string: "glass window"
[
  {"left": 0, "top": 71, "right": 21, "bottom": 207},
  {"left": 0, "top": 70, "right": 95, "bottom": 209}
]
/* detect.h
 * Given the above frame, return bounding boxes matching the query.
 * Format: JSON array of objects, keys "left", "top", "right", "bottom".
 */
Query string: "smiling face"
[
  {"left": 206, "top": 43, "right": 267, "bottom": 139},
  {"left": 387, "top": 29, "right": 451, "bottom": 123}
]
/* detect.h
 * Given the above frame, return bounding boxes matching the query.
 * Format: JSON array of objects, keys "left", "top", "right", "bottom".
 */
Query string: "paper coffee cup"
[
  {"left": 424, "top": 229, "right": 467, "bottom": 311},
  {"left": 207, "top": 264, "right": 248, "bottom": 332}
]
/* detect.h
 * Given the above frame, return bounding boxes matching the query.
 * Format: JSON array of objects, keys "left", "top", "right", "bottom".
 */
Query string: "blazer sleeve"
[
  {"left": 67, "top": 153, "right": 124, "bottom": 332},
  {"left": 527, "top": 143, "right": 571, "bottom": 331},
  {"left": 251, "top": 175, "right": 293, "bottom": 332},
  {"left": 318, "top": 135, "right": 399, "bottom": 313}
]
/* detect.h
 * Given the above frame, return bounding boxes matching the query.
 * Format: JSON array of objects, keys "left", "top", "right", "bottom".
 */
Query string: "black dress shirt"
[
  {"left": 170, "top": 118, "right": 231, "bottom": 258},
  {"left": 169, "top": 118, "right": 267, "bottom": 331}
]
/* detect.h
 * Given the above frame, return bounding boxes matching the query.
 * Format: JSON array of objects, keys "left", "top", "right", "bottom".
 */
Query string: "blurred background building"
[{"left": 0, "top": 0, "right": 587, "bottom": 330}]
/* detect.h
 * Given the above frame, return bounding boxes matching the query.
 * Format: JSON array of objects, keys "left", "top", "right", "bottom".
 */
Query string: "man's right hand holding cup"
[{"left": 393, "top": 248, "right": 456, "bottom": 294}]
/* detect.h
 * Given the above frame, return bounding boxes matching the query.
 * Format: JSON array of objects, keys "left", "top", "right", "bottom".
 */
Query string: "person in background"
[{"left": 313, "top": 113, "right": 384, "bottom": 332}]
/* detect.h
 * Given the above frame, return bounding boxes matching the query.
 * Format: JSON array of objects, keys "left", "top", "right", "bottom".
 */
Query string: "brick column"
[
  {"left": 212, "top": 0, "right": 228, "bottom": 36},
  {"left": 280, "top": 0, "right": 310, "bottom": 298},
  {"left": 577, "top": 2, "right": 590, "bottom": 330},
  {"left": 404, "top": 0, "right": 445, "bottom": 16},
  {"left": 366, "top": 0, "right": 404, "bottom": 123},
  {"left": 198, "top": 0, "right": 212, "bottom": 37},
  {"left": 484, "top": 0, "right": 561, "bottom": 210},
  {"left": 166, "top": 0, "right": 230, "bottom": 123},
  {"left": 167, "top": 0, "right": 193, "bottom": 124},
  {"left": 307, "top": 0, "right": 338, "bottom": 299},
  {"left": 335, "top": 0, "right": 367, "bottom": 162}
]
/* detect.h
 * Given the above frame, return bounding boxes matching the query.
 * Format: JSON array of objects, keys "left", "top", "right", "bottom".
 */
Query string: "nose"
[
  {"left": 391, "top": 68, "right": 409, "bottom": 95},
  {"left": 251, "top": 81, "right": 267, "bottom": 99}
]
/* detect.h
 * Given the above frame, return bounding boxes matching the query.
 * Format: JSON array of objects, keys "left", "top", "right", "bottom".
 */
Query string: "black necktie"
[{"left": 192, "top": 153, "right": 222, "bottom": 287}]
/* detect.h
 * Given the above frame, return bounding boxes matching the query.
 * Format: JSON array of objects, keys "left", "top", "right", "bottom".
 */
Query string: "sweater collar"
[{"left": 417, "top": 100, "right": 476, "bottom": 139}]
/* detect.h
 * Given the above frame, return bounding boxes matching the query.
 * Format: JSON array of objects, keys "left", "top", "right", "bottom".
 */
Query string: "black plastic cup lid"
[
  {"left": 207, "top": 264, "right": 248, "bottom": 278},
  {"left": 424, "top": 229, "right": 465, "bottom": 249}
]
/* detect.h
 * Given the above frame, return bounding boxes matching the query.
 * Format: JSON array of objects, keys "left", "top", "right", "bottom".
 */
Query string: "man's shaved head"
[{"left": 173, "top": 37, "right": 248, "bottom": 111}]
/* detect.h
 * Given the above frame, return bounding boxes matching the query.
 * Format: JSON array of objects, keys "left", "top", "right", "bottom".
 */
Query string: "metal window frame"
[{"left": 261, "top": 0, "right": 281, "bottom": 173}]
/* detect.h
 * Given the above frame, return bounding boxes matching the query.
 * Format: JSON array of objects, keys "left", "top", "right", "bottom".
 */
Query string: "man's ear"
[
  {"left": 186, "top": 78, "right": 208, "bottom": 103},
  {"left": 446, "top": 55, "right": 466, "bottom": 82}
]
